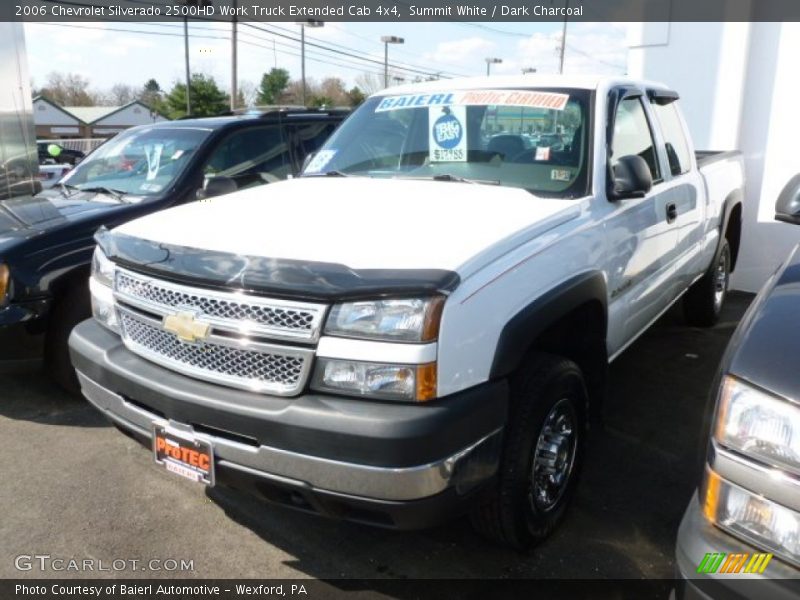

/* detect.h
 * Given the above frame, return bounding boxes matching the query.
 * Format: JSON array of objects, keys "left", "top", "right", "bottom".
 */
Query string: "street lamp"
[
  {"left": 522, "top": 67, "right": 537, "bottom": 74},
  {"left": 296, "top": 20, "right": 324, "bottom": 106},
  {"left": 381, "top": 35, "right": 404, "bottom": 88},
  {"left": 485, "top": 57, "right": 502, "bottom": 76}
]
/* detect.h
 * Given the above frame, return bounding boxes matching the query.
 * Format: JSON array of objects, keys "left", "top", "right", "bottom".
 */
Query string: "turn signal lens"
[
  {"left": 0, "top": 264, "right": 9, "bottom": 306},
  {"left": 416, "top": 363, "right": 437, "bottom": 402}
]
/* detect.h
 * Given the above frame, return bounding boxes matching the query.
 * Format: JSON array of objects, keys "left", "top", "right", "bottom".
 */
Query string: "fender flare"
[
  {"left": 489, "top": 271, "right": 608, "bottom": 380},
  {"left": 717, "top": 189, "right": 744, "bottom": 270}
]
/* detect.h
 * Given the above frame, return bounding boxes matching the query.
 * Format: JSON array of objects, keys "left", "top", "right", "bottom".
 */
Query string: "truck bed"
[{"left": 696, "top": 150, "right": 742, "bottom": 168}]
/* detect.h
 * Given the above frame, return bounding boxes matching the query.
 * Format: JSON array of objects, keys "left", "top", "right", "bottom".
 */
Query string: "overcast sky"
[{"left": 23, "top": 21, "right": 629, "bottom": 96}]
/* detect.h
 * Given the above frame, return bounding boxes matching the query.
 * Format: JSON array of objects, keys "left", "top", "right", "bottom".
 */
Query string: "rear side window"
[
  {"left": 611, "top": 97, "right": 661, "bottom": 182},
  {"left": 203, "top": 125, "right": 292, "bottom": 190},
  {"left": 652, "top": 102, "right": 691, "bottom": 176}
]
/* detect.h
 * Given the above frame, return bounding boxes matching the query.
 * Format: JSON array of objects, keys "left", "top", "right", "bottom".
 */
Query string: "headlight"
[
  {"left": 715, "top": 376, "right": 800, "bottom": 477},
  {"left": 0, "top": 263, "right": 9, "bottom": 306},
  {"left": 90, "top": 277, "right": 119, "bottom": 333},
  {"left": 91, "top": 246, "right": 116, "bottom": 288},
  {"left": 325, "top": 297, "right": 444, "bottom": 342},
  {"left": 310, "top": 358, "right": 436, "bottom": 402},
  {"left": 703, "top": 468, "right": 800, "bottom": 568}
]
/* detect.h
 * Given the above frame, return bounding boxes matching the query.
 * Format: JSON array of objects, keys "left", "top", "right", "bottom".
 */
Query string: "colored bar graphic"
[{"left": 699, "top": 552, "right": 773, "bottom": 574}]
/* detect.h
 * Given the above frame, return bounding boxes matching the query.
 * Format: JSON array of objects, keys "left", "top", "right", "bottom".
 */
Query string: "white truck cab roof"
[{"left": 378, "top": 74, "right": 672, "bottom": 98}]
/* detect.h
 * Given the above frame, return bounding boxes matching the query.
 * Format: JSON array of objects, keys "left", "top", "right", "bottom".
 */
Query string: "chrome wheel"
[
  {"left": 713, "top": 249, "right": 729, "bottom": 312},
  {"left": 530, "top": 398, "right": 578, "bottom": 512}
]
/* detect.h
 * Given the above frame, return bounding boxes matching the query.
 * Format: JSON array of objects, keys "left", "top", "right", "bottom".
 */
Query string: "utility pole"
[
  {"left": 231, "top": 0, "right": 237, "bottom": 110},
  {"left": 559, "top": 0, "right": 569, "bottom": 74},
  {"left": 296, "top": 20, "right": 324, "bottom": 106},
  {"left": 184, "top": 17, "right": 191, "bottom": 115}
]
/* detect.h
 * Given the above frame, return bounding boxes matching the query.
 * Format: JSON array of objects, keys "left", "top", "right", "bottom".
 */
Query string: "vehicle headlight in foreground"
[
  {"left": 325, "top": 297, "right": 444, "bottom": 342},
  {"left": 715, "top": 376, "right": 800, "bottom": 477},
  {"left": 703, "top": 468, "right": 800, "bottom": 567},
  {"left": 90, "top": 247, "right": 118, "bottom": 333},
  {"left": 91, "top": 246, "right": 116, "bottom": 288},
  {"left": 311, "top": 358, "right": 436, "bottom": 402}
]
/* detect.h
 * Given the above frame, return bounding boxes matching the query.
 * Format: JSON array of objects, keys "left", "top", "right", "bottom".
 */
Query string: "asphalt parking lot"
[{"left": 0, "top": 293, "right": 752, "bottom": 580}]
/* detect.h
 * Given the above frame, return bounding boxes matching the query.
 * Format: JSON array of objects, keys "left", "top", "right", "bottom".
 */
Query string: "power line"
[
  {"left": 38, "top": 0, "right": 462, "bottom": 80},
  {"left": 242, "top": 22, "right": 449, "bottom": 79}
]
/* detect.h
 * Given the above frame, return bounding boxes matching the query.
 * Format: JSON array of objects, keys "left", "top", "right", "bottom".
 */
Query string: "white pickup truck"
[{"left": 69, "top": 75, "right": 744, "bottom": 548}]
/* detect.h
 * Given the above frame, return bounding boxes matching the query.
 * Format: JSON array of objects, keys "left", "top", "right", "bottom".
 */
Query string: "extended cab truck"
[
  {"left": 674, "top": 178, "right": 800, "bottom": 597},
  {"left": 0, "top": 108, "right": 347, "bottom": 391},
  {"left": 69, "top": 76, "right": 745, "bottom": 548}
]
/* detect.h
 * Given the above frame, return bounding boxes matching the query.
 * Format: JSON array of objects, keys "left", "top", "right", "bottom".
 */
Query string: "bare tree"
[
  {"left": 107, "top": 83, "right": 138, "bottom": 106},
  {"left": 38, "top": 72, "right": 98, "bottom": 106},
  {"left": 238, "top": 80, "right": 258, "bottom": 107},
  {"left": 317, "top": 77, "right": 349, "bottom": 106},
  {"left": 355, "top": 72, "right": 385, "bottom": 95}
]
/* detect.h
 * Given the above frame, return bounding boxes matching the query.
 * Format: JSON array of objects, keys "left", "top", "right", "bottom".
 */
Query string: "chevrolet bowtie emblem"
[{"left": 162, "top": 311, "right": 211, "bottom": 343}]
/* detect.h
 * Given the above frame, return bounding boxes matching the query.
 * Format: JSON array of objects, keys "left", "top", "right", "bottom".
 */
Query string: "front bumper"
[
  {"left": 0, "top": 298, "right": 51, "bottom": 361},
  {"left": 69, "top": 319, "right": 507, "bottom": 529},
  {"left": 674, "top": 493, "right": 800, "bottom": 600}
]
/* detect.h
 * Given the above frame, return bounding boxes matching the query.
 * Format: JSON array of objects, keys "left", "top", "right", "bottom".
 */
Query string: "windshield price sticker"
[
  {"left": 429, "top": 105, "right": 467, "bottom": 163},
  {"left": 376, "top": 90, "right": 569, "bottom": 112},
  {"left": 304, "top": 149, "right": 337, "bottom": 173}
]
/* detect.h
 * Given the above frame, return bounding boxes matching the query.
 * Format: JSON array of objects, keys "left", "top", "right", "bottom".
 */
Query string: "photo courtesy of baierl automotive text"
[{"left": 1, "top": 1, "right": 800, "bottom": 598}]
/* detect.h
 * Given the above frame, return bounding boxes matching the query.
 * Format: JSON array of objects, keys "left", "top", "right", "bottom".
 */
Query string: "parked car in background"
[
  {"left": 0, "top": 108, "right": 348, "bottom": 391},
  {"left": 538, "top": 133, "right": 565, "bottom": 150},
  {"left": 674, "top": 175, "right": 800, "bottom": 597},
  {"left": 70, "top": 75, "right": 744, "bottom": 548},
  {"left": 37, "top": 163, "right": 73, "bottom": 189},
  {"left": 37, "top": 142, "right": 85, "bottom": 166}
]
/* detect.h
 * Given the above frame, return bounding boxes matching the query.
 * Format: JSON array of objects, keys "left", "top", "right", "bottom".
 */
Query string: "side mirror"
[
  {"left": 196, "top": 176, "right": 237, "bottom": 200},
  {"left": 610, "top": 155, "right": 653, "bottom": 200},
  {"left": 775, "top": 173, "right": 800, "bottom": 225},
  {"left": 300, "top": 152, "right": 316, "bottom": 173}
]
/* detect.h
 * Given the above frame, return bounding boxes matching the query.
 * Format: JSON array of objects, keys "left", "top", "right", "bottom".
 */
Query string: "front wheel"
[
  {"left": 470, "top": 353, "right": 587, "bottom": 550},
  {"left": 45, "top": 284, "right": 91, "bottom": 395},
  {"left": 683, "top": 240, "right": 730, "bottom": 327}
]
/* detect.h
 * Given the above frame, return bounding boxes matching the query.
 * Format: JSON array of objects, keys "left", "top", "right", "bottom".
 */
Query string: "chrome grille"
[
  {"left": 118, "top": 308, "right": 312, "bottom": 395},
  {"left": 114, "top": 268, "right": 325, "bottom": 342}
]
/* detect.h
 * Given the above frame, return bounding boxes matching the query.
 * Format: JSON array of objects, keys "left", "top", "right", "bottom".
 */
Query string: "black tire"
[
  {"left": 470, "top": 353, "right": 587, "bottom": 550},
  {"left": 45, "top": 284, "right": 91, "bottom": 395},
  {"left": 683, "top": 239, "right": 731, "bottom": 327}
]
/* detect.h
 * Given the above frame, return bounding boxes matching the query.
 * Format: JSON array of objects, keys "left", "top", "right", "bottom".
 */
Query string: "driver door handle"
[{"left": 666, "top": 202, "right": 678, "bottom": 223}]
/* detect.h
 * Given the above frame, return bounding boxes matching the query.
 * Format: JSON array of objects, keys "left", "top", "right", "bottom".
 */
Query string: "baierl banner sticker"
[
  {"left": 429, "top": 105, "right": 467, "bottom": 162},
  {"left": 376, "top": 90, "right": 569, "bottom": 112}
]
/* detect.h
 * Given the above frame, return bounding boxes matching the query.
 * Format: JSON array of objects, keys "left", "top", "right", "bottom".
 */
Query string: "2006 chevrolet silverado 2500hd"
[{"left": 69, "top": 75, "right": 745, "bottom": 549}]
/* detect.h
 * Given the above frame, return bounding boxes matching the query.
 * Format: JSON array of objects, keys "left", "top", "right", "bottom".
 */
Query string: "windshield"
[
  {"left": 302, "top": 88, "right": 591, "bottom": 197},
  {"left": 62, "top": 127, "right": 211, "bottom": 198}
]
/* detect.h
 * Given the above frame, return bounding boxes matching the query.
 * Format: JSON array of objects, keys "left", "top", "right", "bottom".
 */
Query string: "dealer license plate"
[{"left": 152, "top": 424, "right": 215, "bottom": 486}]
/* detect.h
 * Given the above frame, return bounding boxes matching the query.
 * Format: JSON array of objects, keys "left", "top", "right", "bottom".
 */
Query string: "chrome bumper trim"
[{"left": 76, "top": 371, "right": 501, "bottom": 502}]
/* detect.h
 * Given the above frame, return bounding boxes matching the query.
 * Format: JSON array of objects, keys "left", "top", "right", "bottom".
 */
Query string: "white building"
[
  {"left": 33, "top": 97, "right": 168, "bottom": 140},
  {"left": 628, "top": 22, "right": 800, "bottom": 292}
]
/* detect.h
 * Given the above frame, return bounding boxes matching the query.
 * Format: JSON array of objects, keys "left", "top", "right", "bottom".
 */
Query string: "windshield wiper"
[
  {"left": 303, "top": 170, "right": 352, "bottom": 178},
  {"left": 399, "top": 174, "right": 501, "bottom": 186},
  {"left": 78, "top": 186, "right": 128, "bottom": 202},
  {"left": 54, "top": 182, "right": 81, "bottom": 197}
]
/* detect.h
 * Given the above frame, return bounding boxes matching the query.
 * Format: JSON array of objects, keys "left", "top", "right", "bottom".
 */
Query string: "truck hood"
[
  {"left": 0, "top": 189, "right": 125, "bottom": 248},
  {"left": 114, "top": 177, "right": 580, "bottom": 273}
]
